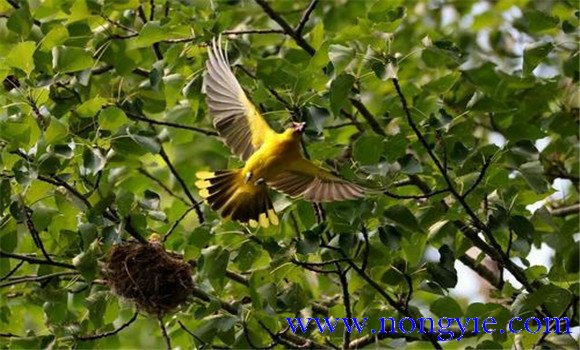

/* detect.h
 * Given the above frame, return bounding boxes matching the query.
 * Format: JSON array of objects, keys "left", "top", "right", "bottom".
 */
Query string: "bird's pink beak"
[{"left": 292, "top": 122, "right": 306, "bottom": 133}]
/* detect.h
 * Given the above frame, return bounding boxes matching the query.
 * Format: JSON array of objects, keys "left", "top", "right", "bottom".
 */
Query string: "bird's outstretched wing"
[
  {"left": 268, "top": 158, "right": 364, "bottom": 202},
  {"left": 203, "top": 37, "right": 275, "bottom": 160}
]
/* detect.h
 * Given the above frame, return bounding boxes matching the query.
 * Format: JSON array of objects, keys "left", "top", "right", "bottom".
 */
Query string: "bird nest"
[{"left": 102, "top": 240, "right": 194, "bottom": 315}]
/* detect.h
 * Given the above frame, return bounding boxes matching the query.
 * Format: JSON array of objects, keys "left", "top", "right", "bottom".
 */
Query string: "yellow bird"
[{"left": 195, "top": 38, "right": 364, "bottom": 228}]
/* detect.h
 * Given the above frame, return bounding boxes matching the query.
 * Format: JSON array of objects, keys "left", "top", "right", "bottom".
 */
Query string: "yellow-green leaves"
[
  {"left": 6, "top": 41, "right": 36, "bottom": 75},
  {"left": 52, "top": 45, "right": 94, "bottom": 73}
]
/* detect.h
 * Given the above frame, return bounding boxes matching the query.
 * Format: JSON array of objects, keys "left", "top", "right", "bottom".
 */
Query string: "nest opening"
[{"left": 103, "top": 241, "right": 194, "bottom": 315}]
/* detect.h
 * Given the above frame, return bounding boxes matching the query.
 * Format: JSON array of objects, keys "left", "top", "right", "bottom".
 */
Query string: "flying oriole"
[{"left": 195, "top": 38, "right": 364, "bottom": 228}]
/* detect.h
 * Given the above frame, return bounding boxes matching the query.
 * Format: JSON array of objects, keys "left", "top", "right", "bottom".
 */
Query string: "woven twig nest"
[{"left": 103, "top": 240, "right": 194, "bottom": 315}]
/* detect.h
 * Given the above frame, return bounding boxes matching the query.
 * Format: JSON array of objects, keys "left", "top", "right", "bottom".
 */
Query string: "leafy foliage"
[{"left": 0, "top": 0, "right": 578, "bottom": 349}]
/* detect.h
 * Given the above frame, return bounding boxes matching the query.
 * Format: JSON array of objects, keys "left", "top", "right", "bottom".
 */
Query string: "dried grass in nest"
[{"left": 103, "top": 240, "right": 194, "bottom": 315}]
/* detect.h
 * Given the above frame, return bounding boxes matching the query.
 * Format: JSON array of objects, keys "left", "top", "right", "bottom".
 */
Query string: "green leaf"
[
  {"left": 86, "top": 290, "right": 108, "bottom": 328},
  {"left": 111, "top": 129, "right": 160, "bottom": 155},
  {"left": 328, "top": 44, "right": 355, "bottom": 74},
  {"left": 398, "top": 154, "right": 423, "bottom": 175},
  {"left": 353, "top": 134, "right": 383, "bottom": 165},
  {"left": 423, "top": 72, "right": 460, "bottom": 93},
  {"left": 426, "top": 245, "right": 458, "bottom": 288},
  {"left": 43, "top": 298, "right": 68, "bottom": 325},
  {"left": 526, "top": 284, "right": 572, "bottom": 316},
  {"left": 52, "top": 45, "right": 94, "bottom": 73},
  {"left": 521, "top": 10, "right": 559, "bottom": 32},
  {"left": 31, "top": 205, "right": 59, "bottom": 232},
  {"left": 0, "top": 179, "right": 11, "bottom": 215},
  {"left": 431, "top": 296, "right": 463, "bottom": 318},
  {"left": 6, "top": 7, "right": 32, "bottom": 37},
  {"left": 565, "top": 245, "right": 579, "bottom": 274},
  {"left": 44, "top": 117, "right": 68, "bottom": 144},
  {"left": 72, "top": 241, "right": 99, "bottom": 281},
  {"left": 99, "top": 106, "right": 128, "bottom": 131},
  {"left": 40, "top": 25, "right": 69, "bottom": 52},
  {"left": 132, "top": 21, "right": 169, "bottom": 49},
  {"left": 82, "top": 148, "right": 105, "bottom": 175},
  {"left": 384, "top": 205, "right": 422, "bottom": 233},
  {"left": 200, "top": 246, "right": 230, "bottom": 291},
  {"left": 523, "top": 42, "right": 553, "bottom": 76},
  {"left": 508, "top": 215, "right": 534, "bottom": 241},
  {"left": 329, "top": 73, "right": 354, "bottom": 116},
  {"left": 401, "top": 232, "right": 427, "bottom": 267},
  {"left": 378, "top": 225, "right": 401, "bottom": 250},
  {"left": 476, "top": 340, "right": 503, "bottom": 350},
  {"left": 6, "top": 41, "right": 36, "bottom": 75},
  {"left": 519, "top": 161, "right": 549, "bottom": 193},
  {"left": 76, "top": 97, "right": 107, "bottom": 118}
]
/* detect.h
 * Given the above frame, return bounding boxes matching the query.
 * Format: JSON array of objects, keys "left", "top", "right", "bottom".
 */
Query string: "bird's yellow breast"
[{"left": 243, "top": 131, "right": 300, "bottom": 180}]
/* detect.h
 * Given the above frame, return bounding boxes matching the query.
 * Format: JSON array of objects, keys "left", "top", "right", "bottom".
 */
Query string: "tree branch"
[
  {"left": 349, "top": 98, "right": 386, "bottom": 136},
  {"left": 138, "top": 168, "right": 190, "bottom": 206},
  {"left": 391, "top": 77, "right": 534, "bottom": 294},
  {"left": 158, "top": 315, "right": 172, "bottom": 350},
  {"left": 459, "top": 254, "right": 500, "bottom": 289},
  {"left": 0, "top": 271, "right": 78, "bottom": 288},
  {"left": 76, "top": 310, "right": 139, "bottom": 341},
  {"left": 295, "top": 0, "right": 318, "bottom": 36},
  {"left": 461, "top": 156, "right": 493, "bottom": 199},
  {"left": 124, "top": 110, "right": 218, "bottom": 136},
  {"left": 383, "top": 187, "right": 449, "bottom": 199},
  {"left": 254, "top": 0, "right": 316, "bottom": 56},
  {"left": 0, "top": 250, "right": 75, "bottom": 270},
  {"left": 336, "top": 264, "right": 352, "bottom": 349},
  {"left": 0, "top": 260, "right": 24, "bottom": 282},
  {"left": 550, "top": 203, "right": 580, "bottom": 217},
  {"left": 21, "top": 204, "right": 53, "bottom": 262},
  {"left": 157, "top": 145, "right": 205, "bottom": 223},
  {"left": 224, "top": 29, "right": 285, "bottom": 35}
]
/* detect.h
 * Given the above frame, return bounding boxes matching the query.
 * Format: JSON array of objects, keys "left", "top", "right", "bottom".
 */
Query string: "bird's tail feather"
[{"left": 195, "top": 170, "right": 279, "bottom": 228}]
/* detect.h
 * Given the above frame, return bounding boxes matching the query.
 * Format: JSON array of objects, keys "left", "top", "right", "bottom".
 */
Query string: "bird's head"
[
  {"left": 291, "top": 121, "right": 306, "bottom": 134},
  {"left": 283, "top": 121, "right": 306, "bottom": 142}
]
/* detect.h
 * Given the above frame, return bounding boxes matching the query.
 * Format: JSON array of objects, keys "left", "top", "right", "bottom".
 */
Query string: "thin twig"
[
  {"left": 224, "top": 29, "right": 285, "bottom": 35},
  {"left": 91, "top": 64, "right": 115, "bottom": 75},
  {"left": 360, "top": 225, "right": 369, "bottom": 272},
  {"left": 163, "top": 206, "right": 196, "bottom": 242},
  {"left": 0, "top": 332, "right": 20, "bottom": 338},
  {"left": 336, "top": 264, "right": 351, "bottom": 349},
  {"left": 325, "top": 122, "right": 357, "bottom": 130},
  {"left": 157, "top": 146, "right": 205, "bottom": 223},
  {"left": 349, "top": 98, "right": 386, "bottom": 136},
  {"left": 550, "top": 203, "right": 580, "bottom": 217},
  {"left": 0, "top": 271, "right": 78, "bottom": 288},
  {"left": 77, "top": 310, "right": 139, "bottom": 340},
  {"left": 295, "top": 0, "right": 318, "bottom": 36},
  {"left": 235, "top": 65, "right": 292, "bottom": 108},
  {"left": 22, "top": 205, "right": 53, "bottom": 263},
  {"left": 138, "top": 168, "right": 190, "bottom": 206},
  {"left": 462, "top": 156, "right": 493, "bottom": 199},
  {"left": 243, "top": 322, "right": 277, "bottom": 349},
  {"left": 101, "top": 15, "right": 138, "bottom": 34},
  {"left": 383, "top": 187, "right": 449, "bottom": 199},
  {"left": 0, "top": 260, "right": 24, "bottom": 282},
  {"left": 158, "top": 315, "right": 172, "bottom": 350},
  {"left": 178, "top": 321, "right": 208, "bottom": 347},
  {"left": 254, "top": 0, "right": 316, "bottom": 56},
  {"left": 124, "top": 110, "right": 218, "bottom": 136},
  {"left": 0, "top": 250, "right": 74, "bottom": 270},
  {"left": 458, "top": 255, "right": 501, "bottom": 289}
]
